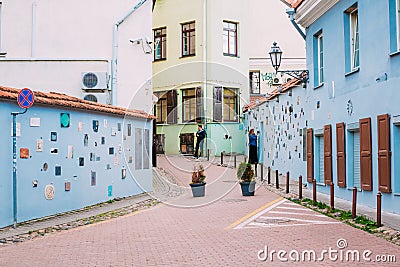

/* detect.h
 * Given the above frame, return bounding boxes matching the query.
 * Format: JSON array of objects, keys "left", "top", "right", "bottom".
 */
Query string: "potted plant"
[
  {"left": 190, "top": 164, "right": 206, "bottom": 197},
  {"left": 237, "top": 162, "right": 256, "bottom": 196}
]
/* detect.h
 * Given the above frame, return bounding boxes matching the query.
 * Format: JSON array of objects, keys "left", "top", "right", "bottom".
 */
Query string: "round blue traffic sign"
[{"left": 17, "top": 88, "right": 35, "bottom": 109}]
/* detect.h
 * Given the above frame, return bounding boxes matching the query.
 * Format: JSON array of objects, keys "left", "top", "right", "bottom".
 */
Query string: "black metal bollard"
[
  {"left": 220, "top": 152, "right": 223, "bottom": 165},
  {"left": 275, "top": 170, "right": 279, "bottom": 189},
  {"left": 285, "top": 172, "right": 290, "bottom": 194},
  {"left": 267, "top": 167, "right": 271, "bottom": 184},
  {"left": 299, "top": 175, "right": 303, "bottom": 199},
  {"left": 207, "top": 149, "right": 210, "bottom": 161},
  {"left": 255, "top": 163, "right": 258, "bottom": 177},
  {"left": 234, "top": 154, "right": 237, "bottom": 168},
  {"left": 260, "top": 163, "right": 264, "bottom": 182}
]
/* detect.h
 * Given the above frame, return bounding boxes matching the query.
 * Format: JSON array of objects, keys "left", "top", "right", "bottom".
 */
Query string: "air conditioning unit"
[
  {"left": 272, "top": 74, "right": 283, "bottom": 85},
  {"left": 82, "top": 92, "right": 109, "bottom": 105},
  {"left": 81, "top": 72, "right": 108, "bottom": 90}
]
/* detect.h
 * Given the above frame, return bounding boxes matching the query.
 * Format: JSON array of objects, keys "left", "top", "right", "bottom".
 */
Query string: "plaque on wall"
[{"left": 45, "top": 185, "right": 55, "bottom": 200}]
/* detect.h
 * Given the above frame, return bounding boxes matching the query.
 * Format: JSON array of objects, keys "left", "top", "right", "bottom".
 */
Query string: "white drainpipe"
[
  {"left": 203, "top": 0, "right": 208, "bottom": 151},
  {"left": 111, "top": 0, "right": 148, "bottom": 106}
]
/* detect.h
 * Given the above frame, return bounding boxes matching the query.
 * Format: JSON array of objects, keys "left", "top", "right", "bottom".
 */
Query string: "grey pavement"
[{"left": 0, "top": 155, "right": 399, "bottom": 266}]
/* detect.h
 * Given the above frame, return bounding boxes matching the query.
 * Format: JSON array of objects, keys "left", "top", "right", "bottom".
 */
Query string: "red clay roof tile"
[
  {"left": 243, "top": 77, "right": 302, "bottom": 112},
  {"left": 0, "top": 86, "right": 155, "bottom": 120}
]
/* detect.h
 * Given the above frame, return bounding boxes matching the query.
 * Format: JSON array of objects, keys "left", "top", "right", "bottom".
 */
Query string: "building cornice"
[{"left": 294, "top": 0, "right": 339, "bottom": 28}]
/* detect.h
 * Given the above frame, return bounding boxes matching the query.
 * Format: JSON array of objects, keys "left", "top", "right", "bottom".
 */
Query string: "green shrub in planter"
[
  {"left": 237, "top": 163, "right": 256, "bottom": 196},
  {"left": 237, "top": 162, "right": 255, "bottom": 182}
]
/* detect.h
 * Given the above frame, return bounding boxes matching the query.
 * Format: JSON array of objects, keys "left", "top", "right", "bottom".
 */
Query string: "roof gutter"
[
  {"left": 286, "top": 8, "right": 306, "bottom": 40},
  {"left": 111, "top": 0, "right": 148, "bottom": 106}
]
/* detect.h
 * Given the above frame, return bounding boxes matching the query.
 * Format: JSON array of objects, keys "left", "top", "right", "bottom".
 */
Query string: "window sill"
[
  {"left": 223, "top": 53, "right": 239, "bottom": 58},
  {"left": 345, "top": 67, "right": 360, "bottom": 77},
  {"left": 180, "top": 54, "right": 196, "bottom": 59},
  {"left": 389, "top": 50, "right": 400, "bottom": 57},
  {"left": 153, "top": 58, "right": 167, "bottom": 62},
  {"left": 393, "top": 193, "right": 400, "bottom": 196},
  {"left": 316, "top": 182, "right": 326, "bottom": 186},
  {"left": 313, "top": 83, "right": 324, "bottom": 90},
  {"left": 0, "top": 52, "right": 7, "bottom": 58}
]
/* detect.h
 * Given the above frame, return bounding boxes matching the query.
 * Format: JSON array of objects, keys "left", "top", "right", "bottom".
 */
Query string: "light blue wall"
[
  {"left": 0, "top": 100, "right": 152, "bottom": 228},
  {"left": 207, "top": 122, "right": 245, "bottom": 155},
  {"left": 244, "top": 0, "right": 400, "bottom": 215}
]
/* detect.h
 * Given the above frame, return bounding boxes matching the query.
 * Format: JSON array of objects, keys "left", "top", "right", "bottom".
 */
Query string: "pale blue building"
[
  {"left": 245, "top": 0, "right": 400, "bottom": 215},
  {"left": 0, "top": 86, "right": 153, "bottom": 228}
]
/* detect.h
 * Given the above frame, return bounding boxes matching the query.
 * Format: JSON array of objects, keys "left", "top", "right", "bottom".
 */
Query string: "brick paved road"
[{"left": 0, "top": 156, "right": 398, "bottom": 266}]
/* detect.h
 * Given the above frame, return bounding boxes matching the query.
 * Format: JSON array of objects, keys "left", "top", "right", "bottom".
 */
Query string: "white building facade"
[
  {"left": 248, "top": 0, "right": 306, "bottom": 95},
  {"left": 0, "top": 0, "right": 153, "bottom": 111}
]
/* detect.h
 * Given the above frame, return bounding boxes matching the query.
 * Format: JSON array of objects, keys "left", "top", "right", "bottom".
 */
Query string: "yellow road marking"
[{"left": 224, "top": 197, "right": 284, "bottom": 230}]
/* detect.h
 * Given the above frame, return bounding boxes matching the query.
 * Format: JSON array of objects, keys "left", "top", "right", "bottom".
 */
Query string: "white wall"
[
  {"left": 248, "top": 0, "right": 306, "bottom": 94},
  {"left": 0, "top": 0, "right": 152, "bottom": 111}
]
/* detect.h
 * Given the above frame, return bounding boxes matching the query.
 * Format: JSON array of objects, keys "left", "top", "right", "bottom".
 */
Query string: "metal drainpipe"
[
  {"left": 111, "top": 0, "right": 148, "bottom": 106},
  {"left": 203, "top": 0, "right": 208, "bottom": 155},
  {"left": 286, "top": 8, "right": 306, "bottom": 40}
]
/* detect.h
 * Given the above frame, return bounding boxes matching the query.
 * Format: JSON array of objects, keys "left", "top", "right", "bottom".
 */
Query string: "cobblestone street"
[{"left": 0, "top": 155, "right": 398, "bottom": 266}]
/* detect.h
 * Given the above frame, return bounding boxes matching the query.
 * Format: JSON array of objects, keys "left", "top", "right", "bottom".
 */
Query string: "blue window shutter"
[
  {"left": 389, "top": 0, "right": 398, "bottom": 53},
  {"left": 319, "top": 136, "right": 324, "bottom": 183},
  {"left": 353, "top": 131, "right": 361, "bottom": 188}
]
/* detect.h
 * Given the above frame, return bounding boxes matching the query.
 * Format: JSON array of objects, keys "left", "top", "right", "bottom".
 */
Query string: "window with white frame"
[
  {"left": 182, "top": 88, "right": 196, "bottom": 122},
  {"left": 223, "top": 21, "right": 238, "bottom": 56},
  {"left": 350, "top": 8, "right": 359, "bottom": 70},
  {"left": 318, "top": 34, "right": 324, "bottom": 84},
  {"left": 313, "top": 32, "right": 324, "bottom": 86},
  {"left": 397, "top": 0, "right": 400, "bottom": 47},
  {"left": 389, "top": 0, "right": 400, "bottom": 52},
  {"left": 223, "top": 88, "right": 238, "bottom": 122},
  {"left": 249, "top": 71, "right": 260, "bottom": 94},
  {"left": 213, "top": 87, "right": 238, "bottom": 122}
]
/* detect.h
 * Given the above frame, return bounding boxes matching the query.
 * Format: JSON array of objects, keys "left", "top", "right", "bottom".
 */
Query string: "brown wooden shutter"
[
  {"left": 336, "top": 122, "right": 346, "bottom": 188},
  {"left": 377, "top": 114, "right": 391, "bottom": 193},
  {"left": 360, "top": 117, "right": 372, "bottom": 191},
  {"left": 213, "top": 86, "right": 222, "bottom": 122},
  {"left": 324, "top": 124, "right": 332, "bottom": 184},
  {"left": 167, "top": 90, "right": 177, "bottom": 124},
  {"left": 307, "top": 128, "right": 314, "bottom": 182},
  {"left": 195, "top": 87, "right": 202, "bottom": 123}
]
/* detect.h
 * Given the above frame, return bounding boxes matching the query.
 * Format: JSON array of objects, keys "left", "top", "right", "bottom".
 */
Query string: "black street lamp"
[{"left": 269, "top": 42, "right": 309, "bottom": 87}]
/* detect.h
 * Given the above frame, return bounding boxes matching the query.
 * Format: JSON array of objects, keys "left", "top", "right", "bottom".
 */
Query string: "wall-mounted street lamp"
[{"left": 269, "top": 42, "right": 309, "bottom": 88}]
